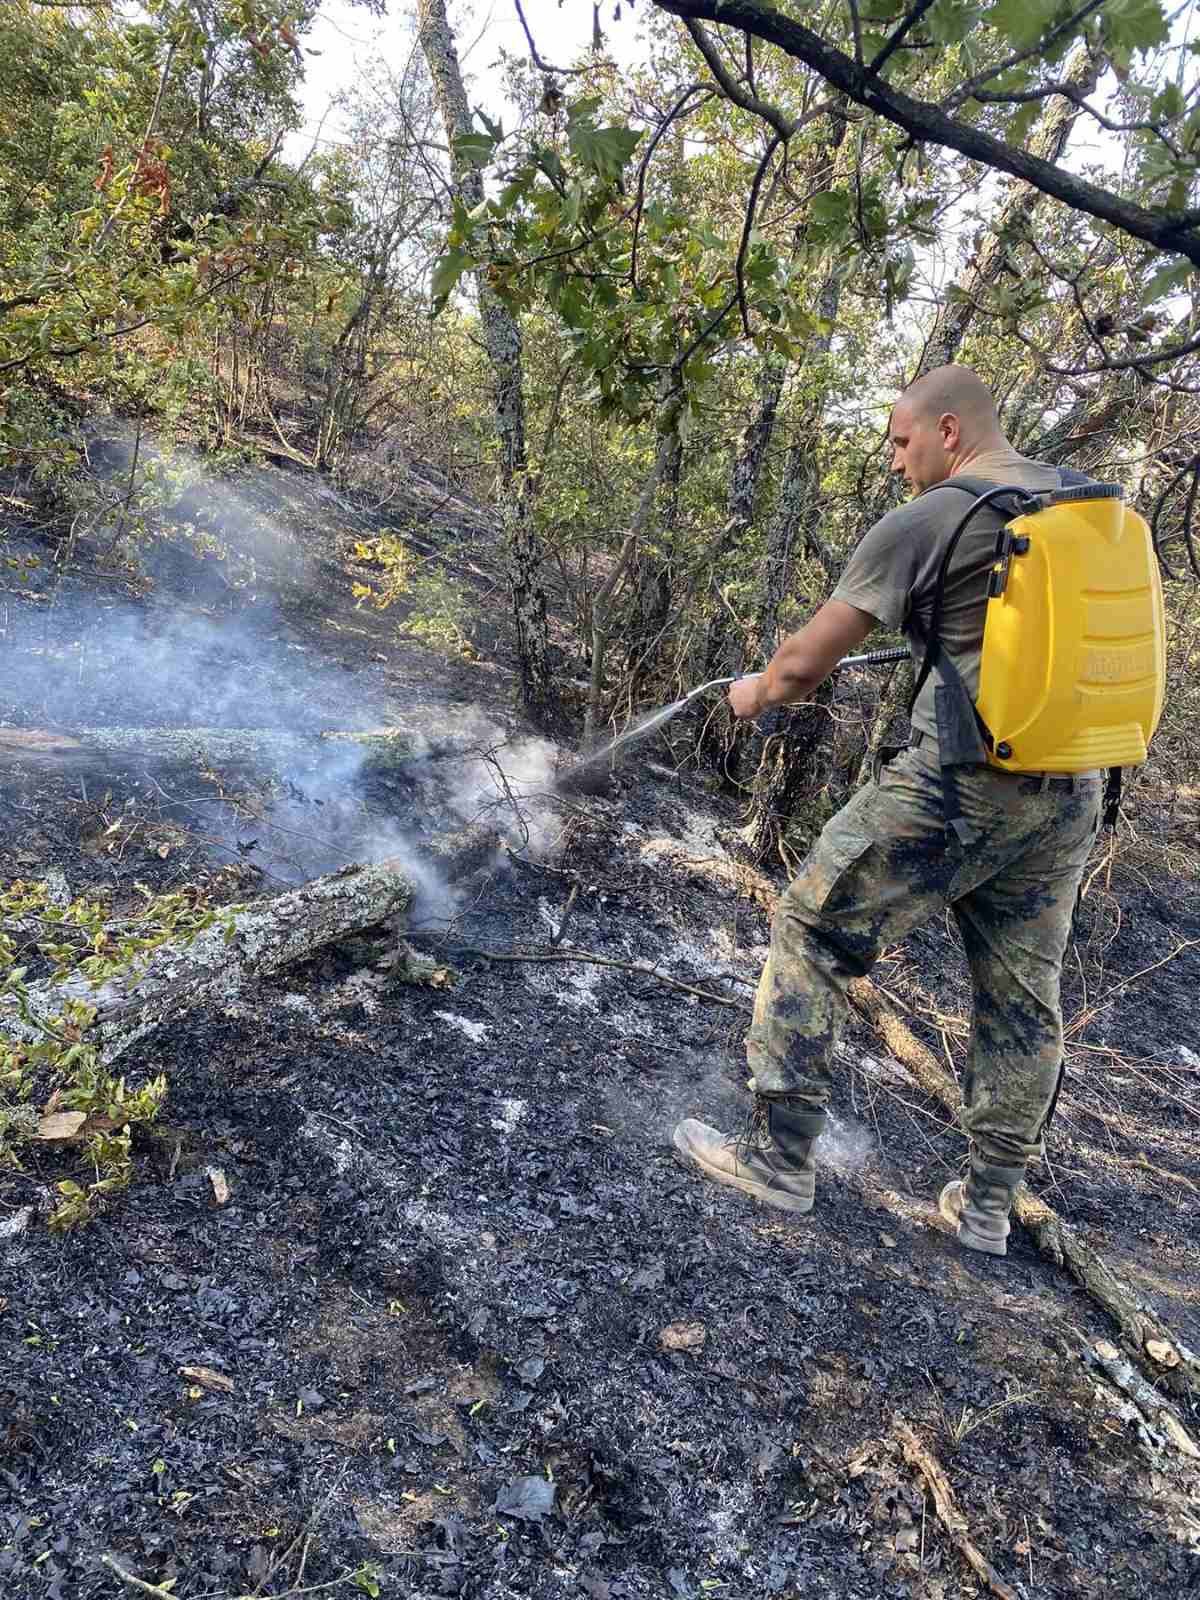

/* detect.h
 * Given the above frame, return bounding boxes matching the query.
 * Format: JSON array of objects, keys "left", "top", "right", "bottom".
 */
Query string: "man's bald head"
[
  {"left": 901, "top": 366, "right": 1003, "bottom": 438},
  {"left": 888, "top": 365, "right": 1009, "bottom": 493}
]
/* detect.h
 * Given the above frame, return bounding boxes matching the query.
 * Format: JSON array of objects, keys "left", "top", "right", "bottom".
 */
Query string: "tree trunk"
[
  {"left": 625, "top": 421, "right": 684, "bottom": 707},
  {"left": 853, "top": 658, "right": 913, "bottom": 790},
  {"left": 917, "top": 41, "right": 1103, "bottom": 373},
  {"left": 702, "top": 356, "right": 789, "bottom": 680},
  {"left": 583, "top": 395, "right": 685, "bottom": 744},
  {"left": 2, "top": 859, "right": 415, "bottom": 1067},
  {"left": 418, "top": 0, "right": 557, "bottom": 727},
  {"left": 735, "top": 680, "right": 834, "bottom": 869},
  {"left": 697, "top": 354, "right": 789, "bottom": 772},
  {"left": 736, "top": 272, "right": 842, "bottom": 857}
]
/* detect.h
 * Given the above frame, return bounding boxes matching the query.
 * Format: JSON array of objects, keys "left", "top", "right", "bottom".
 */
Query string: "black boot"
[
  {"left": 939, "top": 1151, "right": 1026, "bottom": 1257},
  {"left": 673, "top": 1096, "right": 825, "bottom": 1214}
]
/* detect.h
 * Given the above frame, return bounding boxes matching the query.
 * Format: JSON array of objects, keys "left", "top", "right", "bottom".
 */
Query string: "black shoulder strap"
[{"left": 906, "top": 481, "right": 1034, "bottom": 717}]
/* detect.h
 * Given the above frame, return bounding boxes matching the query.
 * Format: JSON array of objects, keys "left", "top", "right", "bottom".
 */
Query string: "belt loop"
[{"left": 1038, "top": 772, "right": 1050, "bottom": 793}]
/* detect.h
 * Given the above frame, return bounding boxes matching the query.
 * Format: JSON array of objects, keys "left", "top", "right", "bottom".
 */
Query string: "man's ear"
[{"left": 939, "top": 411, "right": 961, "bottom": 450}]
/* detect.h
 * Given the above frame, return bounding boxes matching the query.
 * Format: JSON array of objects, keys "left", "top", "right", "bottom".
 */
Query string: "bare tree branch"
[
  {"left": 869, "top": 0, "right": 939, "bottom": 75},
  {"left": 653, "top": 0, "right": 1200, "bottom": 267},
  {"left": 735, "top": 133, "right": 783, "bottom": 335}
]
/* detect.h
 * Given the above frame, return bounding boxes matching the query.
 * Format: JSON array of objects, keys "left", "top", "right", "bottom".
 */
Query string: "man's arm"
[{"left": 729, "top": 600, "right": 877, "bottom": 719}]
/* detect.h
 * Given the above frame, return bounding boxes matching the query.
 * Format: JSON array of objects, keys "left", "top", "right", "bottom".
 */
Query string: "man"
[{"left": 673, "top": 365, "right": 1101, "bottom": 1257}]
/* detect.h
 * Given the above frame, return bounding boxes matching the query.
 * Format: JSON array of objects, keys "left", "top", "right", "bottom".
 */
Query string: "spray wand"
[{"left": 564, "top": 646, "right": 909, "bottom": 784}]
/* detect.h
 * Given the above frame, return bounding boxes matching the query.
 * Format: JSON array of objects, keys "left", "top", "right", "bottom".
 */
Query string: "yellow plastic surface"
[{"left": 977, "top": 495, "right": 1165, "bottom": 773}]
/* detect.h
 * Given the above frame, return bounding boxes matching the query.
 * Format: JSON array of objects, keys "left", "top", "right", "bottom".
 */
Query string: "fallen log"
[
  {"left": 1, "top": 857, "right": 414, "bottom": 1066},
  {"left": 847, "top": 977, "right": 1200, "bottom": 1409},
  {"left": 0, "top": 725, "right": 478, "bottom": 773},
  {"left": 1083, "top": 1337, "right": 1200, "bottom": 1459}
]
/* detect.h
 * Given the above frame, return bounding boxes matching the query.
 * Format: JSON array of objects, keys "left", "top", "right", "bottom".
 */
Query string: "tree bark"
[
  {"left": 418, "top": 0, "right": 558, "bottom": 727},
  {"left": 584, "top": 395, "right": 685, "bottom": 744},
  {"left": 735, "top": 271, "right": 842, "bottom": 856},
  {"left": 853, "top": 658, "right": 912, "bottom": 790},
  {"left": 735, "top": 681, "right": 834, "bottom": 869},
  {"left": 625, "top": 417, "right": 685, "bottom": 707},
  {"left": 700, "top": 355, "right": 789, "bottom": 687},
  {"left": 2, "top": 859, "right": 415, "bottom": 1067}
]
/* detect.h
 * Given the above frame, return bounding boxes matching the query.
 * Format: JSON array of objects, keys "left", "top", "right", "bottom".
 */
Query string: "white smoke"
[{"left": 3, "top": 436, "right": 570, "bottom": 903}]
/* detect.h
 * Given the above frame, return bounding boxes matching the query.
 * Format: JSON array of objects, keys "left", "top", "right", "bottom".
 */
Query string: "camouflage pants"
[{"left": 747, "top": 744, "right": 1101, "bottom": 1166}]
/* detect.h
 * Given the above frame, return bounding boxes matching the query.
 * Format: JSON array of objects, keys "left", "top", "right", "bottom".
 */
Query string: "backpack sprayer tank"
[{"left": 976, "top": 484, "right": 1166, "bottom": 774}]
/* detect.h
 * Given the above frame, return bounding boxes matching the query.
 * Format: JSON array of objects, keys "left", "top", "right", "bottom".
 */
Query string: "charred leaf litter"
[{"left": 1, "top": 449, "right": 1199, "bottom": 1600}]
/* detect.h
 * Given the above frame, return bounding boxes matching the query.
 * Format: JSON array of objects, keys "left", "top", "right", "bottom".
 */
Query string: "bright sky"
[{"left": 289, "top": 1, "right": 645, "bottom": 161}]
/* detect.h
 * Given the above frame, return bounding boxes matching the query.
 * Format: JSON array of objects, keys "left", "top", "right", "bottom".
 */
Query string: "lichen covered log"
[{"left": 2, "top": 858, "right": 413, "bottom": 1066}]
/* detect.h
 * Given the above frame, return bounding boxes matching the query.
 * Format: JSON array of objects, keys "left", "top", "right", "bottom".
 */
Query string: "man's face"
[{"left": 888, "top": 400, "right": 956, "bottom": 494}]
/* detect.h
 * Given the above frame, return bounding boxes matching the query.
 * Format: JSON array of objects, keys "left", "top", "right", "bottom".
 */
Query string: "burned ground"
[{"left": 2, "top": 454, "right": 1199, "bottom": 1600}]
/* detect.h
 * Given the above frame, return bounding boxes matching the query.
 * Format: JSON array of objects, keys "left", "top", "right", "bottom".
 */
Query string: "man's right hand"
[{"left": 728, "top": 675, "right": 768, "bottom": 721}]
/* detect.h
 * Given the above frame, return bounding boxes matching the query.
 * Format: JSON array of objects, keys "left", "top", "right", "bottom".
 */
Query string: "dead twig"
[
  {"left": 438, "top": 943, "right": 752, "bottom": 1011},
  {"left": 1082, "top": 1336, "right": 1200, "bottom": 1460},
  {"left": 549, "top": 882, "right": 579, "bottom": 947},
  {"left": 896, "top": 1419, "right": 1021, "bottom": 1600},
  {"left": 97, "top": 1555, "right": 179, "bottom": 1600}
]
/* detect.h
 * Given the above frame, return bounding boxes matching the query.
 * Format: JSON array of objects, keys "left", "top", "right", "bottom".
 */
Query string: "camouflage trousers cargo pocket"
[{"left": 802, "top": 826, "right": 876, "bottom": 915}]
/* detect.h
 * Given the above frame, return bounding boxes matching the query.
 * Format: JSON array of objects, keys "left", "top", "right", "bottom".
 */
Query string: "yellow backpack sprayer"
[{"left": 909, "top": 475, "right": 1165, "bottom": 841}]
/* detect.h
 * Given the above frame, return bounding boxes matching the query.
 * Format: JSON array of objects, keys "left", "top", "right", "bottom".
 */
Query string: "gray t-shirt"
[{"left": 832, "top": 449, "right": 1063, "bottom": 744}]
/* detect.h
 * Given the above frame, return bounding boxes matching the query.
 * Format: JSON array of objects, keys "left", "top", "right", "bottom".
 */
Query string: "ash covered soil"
[{"left": 2, "top": 453, "right": 1199, "bottom": 1600}]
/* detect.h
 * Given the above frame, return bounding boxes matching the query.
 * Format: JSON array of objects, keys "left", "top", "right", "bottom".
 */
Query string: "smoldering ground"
[
  {"left": 3, "top": 446, "right": 1200, "bottom": 1600},
  {"left": 1, "top": 447, "right": 566, "bottom": 908}
]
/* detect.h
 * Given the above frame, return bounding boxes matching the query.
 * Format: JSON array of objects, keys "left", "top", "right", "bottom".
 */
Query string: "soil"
[{"left": 2, "top": 448, "right": 1199, "bottom": 1600}]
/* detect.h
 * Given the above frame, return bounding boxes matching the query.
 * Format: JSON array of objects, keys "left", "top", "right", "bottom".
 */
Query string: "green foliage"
[
  {"left": 352, "top": 535, "right": 478, "bottom": 659},
  {"left": 0, "top": 0, "right": 336, "bottom": 483},
  {"left": 1, "top": 878, "right": 217, "bottom": 1229}
]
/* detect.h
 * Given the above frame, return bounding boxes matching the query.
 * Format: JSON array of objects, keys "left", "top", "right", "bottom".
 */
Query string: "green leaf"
[
  {"left": 429, "top": 249, "right": 472, "bottom": 313},
  {"left": 1006, "top": 101, "right": 1042, "bottom": 148},
  {"left": 988, "top": 0, "right": 1056, "bottom": 48},
  {"left": 475, "top": 107, "right": 504, "bottom": 143},
  {"left": 1151, "top": 80, "right": 1185, "bottom": 120},
  {"left": 567, "top": 119, "right": 642, "bottom": 182},
  {"left": 452, "top": 130, "right": 496, "bottom": 169},
  {"left": 806, "top": 189, "right": 852, "bottom": 244},
  {"left": 1140, "top": 257, "right": 1194, "bottom": 306},
  {"left": 1101, "top": 0, "right": 1170, "bottom": 52},
  {"left": 926, "top": 1, "right": 982, "bottom": 45}
]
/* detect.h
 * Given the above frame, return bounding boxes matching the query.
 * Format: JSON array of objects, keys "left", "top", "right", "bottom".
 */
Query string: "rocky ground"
[{"left": 2, "top": 448, "right": 1198, "bottom": 1600}]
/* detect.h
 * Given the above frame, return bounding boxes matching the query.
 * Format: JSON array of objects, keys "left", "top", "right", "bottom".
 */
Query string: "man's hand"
[{"left": 728, "top": 674, "right": 767, "bottom": 720}]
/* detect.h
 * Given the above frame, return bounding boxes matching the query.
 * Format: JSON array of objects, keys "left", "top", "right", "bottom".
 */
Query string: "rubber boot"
[
  {"left": 673, "top": 1097, "right": 824, "bottom": 1214},
  {"left": 939, "top": 1152, "right": 1026, "bottom": 1257}
]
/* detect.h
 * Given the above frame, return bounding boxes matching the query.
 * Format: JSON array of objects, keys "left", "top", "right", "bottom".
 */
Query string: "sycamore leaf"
[
  {"left": 988, "top": 0, "right": 1057, "bottom": 48},
  {"left": 452, "top": 130, "right": 496, "bottom": 169},
  {"left": 1006, "top": 101, "right": 1042, "bottom": 149},
  {"left": 1101, "top": 0, "right": 1170, "bottom": 52},
  {"left": 567, "top": 120, "right": 642, "bottom": 182},
  {"left": 807, "top": 189, "right": 852, "bottom": 244}
]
